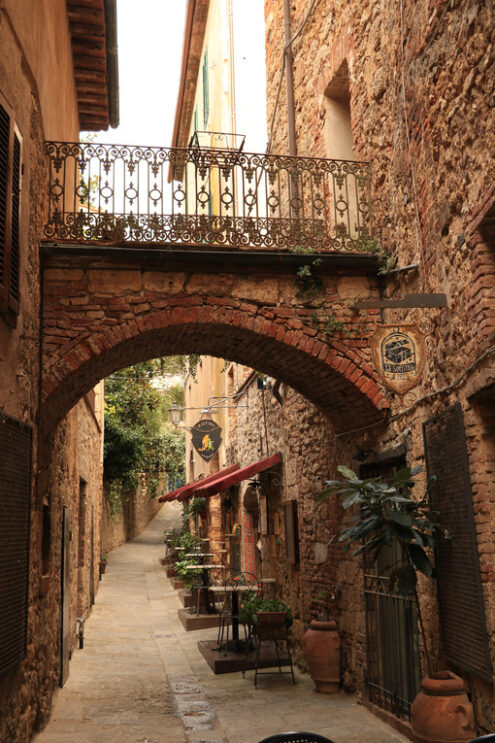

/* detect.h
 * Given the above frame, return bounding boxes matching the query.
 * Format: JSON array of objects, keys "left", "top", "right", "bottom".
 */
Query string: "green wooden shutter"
[{"left": 202, "top": 50, "right": 209, "bottom": 126}]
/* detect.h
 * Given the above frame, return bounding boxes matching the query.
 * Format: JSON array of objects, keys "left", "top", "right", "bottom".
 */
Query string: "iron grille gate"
[
  {"left": 423, "top": 403, "right": 492, "bottom": 681},
  {"left": 361, "top": 459, "right": 421, "bottom": 719},
  {"left": 0, "top": 413, "right": 32, "bottom": 676}
]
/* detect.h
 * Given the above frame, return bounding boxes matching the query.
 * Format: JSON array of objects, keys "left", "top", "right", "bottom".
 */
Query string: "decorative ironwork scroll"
[{"left": 44, "top": 141, "right": 373, "bottom": 253}]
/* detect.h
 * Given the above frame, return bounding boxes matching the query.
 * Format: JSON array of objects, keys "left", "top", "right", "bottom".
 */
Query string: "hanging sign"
[
  {"left": 191, "top": 418, "right": 222, "bottom": 462},
  {"left": 371, "top": 324, "right": 426, "bottom": 394}
]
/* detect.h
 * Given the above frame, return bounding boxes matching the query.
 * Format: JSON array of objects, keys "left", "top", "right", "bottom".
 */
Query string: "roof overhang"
[
  {"left": 169, "top": 0, "right": 210, "bottom": 181},
  {"left": 67, "top": 0, "right": 120, "bottom": 131},
  {"left": 158, "top": 463, "right": 240, "bottom": 503},
  {"left": 191, "top": 453, "right": 282, "bottom": 498}
]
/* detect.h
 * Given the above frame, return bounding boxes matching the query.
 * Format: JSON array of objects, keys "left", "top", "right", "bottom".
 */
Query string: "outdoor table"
[
  {"left": 184, "top": 564, "right": 217, "bottom": 613},
  {"left": 209, "top": 584, "right": 255, "bottom": 649},
  {"left": 184, "top": 552, "right": 215, "bottom": 557}
]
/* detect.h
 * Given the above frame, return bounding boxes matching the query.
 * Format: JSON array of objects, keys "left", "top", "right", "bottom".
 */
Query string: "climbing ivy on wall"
[{"left": 104, "top": 358, "right": 186, "bottom": 513}]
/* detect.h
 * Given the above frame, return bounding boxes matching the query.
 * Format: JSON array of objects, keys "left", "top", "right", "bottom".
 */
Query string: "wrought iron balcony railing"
[{"left": 44, "top": 141, "right": 373, "bottom": 252}]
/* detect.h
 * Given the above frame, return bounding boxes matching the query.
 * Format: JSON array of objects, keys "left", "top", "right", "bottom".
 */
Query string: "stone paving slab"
[{"left": 33, "top": 505, "right": 410, "bottom": 743}]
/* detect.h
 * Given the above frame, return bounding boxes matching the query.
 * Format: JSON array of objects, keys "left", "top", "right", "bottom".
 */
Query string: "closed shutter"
[
  {"left": 0, "top": 414, "right": 32, "bottom": 676},
  {"left": 423, "top": 403, "right": 492, "bottom": 681},
  {"left": 0, "top": 102, "right": 10, "bottom": 307},
  {"left": 0, "top": 93, "right": 21, "bottom": 320},
  {"left": 9, "top": 131, "right": 20, "bottom": 310},
  {"left": 202, "top": 50, "right": 209, "bottom": 126}
]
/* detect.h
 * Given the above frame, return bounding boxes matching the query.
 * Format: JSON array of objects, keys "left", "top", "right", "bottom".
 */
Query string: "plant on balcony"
[{"left": 318, "top": 465, "right": 476, "bottom": 741}]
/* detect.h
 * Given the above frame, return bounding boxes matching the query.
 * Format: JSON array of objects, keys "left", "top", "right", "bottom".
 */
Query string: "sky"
[{"left": 86, "top": 0, "right": 188, "bottom": 146}]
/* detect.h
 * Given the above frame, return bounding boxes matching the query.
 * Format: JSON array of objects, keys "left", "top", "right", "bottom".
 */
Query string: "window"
[
  {"left": 0, "top": 414, "right": 32, "bottom": 676},
  {"left": 202, "top": 50, "right": 209, "bottom": 127},
  {"left": 284, "top": 500, "right": 299, "bottom": 565},
  {"left": 0, "top": 91, "right": 22, "bottom": 325}
]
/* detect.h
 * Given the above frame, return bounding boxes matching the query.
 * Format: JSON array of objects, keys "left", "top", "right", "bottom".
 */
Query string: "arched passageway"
[{"left": 41, "top": 249, "right": 390, "bottom": 433}]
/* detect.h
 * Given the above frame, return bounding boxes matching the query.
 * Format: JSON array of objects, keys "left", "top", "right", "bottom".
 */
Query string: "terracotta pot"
[
  {"left": 302, "top": 619, "right": 340, "bottom": 693},
  {"left": 99, "top": 560, "right": 107, "bottom": 575},
  {"left": 411, "top": 671, "right": 475, "bottom": 743}
]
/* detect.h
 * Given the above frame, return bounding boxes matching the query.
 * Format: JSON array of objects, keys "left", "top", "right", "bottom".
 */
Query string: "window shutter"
[
  {"left": 0, "top": 93, "right": 21, "bottom": 320},
  {"left": 0, "top": 102, "right": 10, "bottom": 310},
  {"left": 423, "top": 403, "right": 492, "bottom": 681},
  {"left": 9, "top": 131, "right": 20, "bottom": 310},
  {"left": 0, "top": 414, "right": 32, "bottom": 676},
  {"left": 202, "top": 50, "right": 209, "bottom": 127}
]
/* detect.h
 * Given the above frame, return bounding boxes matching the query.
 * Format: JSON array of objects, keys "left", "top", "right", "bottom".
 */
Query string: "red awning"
[
  {"left": 158, "top": 463, "right": 240, "bottom": 503},
  {"left": 191, "top": 453, "right": 282, "bottom": 498}
]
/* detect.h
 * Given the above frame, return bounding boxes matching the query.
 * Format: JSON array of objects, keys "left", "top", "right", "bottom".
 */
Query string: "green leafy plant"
[
  {"left": 173, "top": 556, "right": 203, "bottom": 589},
  {"left": 189, "top": 496, "right": 207, "bottom": 517},
  {"left": 238, "top": 595, "right": 293, "bottom": 629},
  {"left": 318, "top": 464, "right": 450, "bottom": 675}
]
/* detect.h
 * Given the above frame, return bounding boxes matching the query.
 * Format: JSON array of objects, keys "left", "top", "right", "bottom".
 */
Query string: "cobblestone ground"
[{"left": 33, "top": 506, "right": 409, "bottom": 743}]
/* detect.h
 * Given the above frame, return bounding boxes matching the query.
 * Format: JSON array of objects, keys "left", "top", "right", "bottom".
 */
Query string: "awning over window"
[
  {"left": 191, "top": 453, "right": 282, "bottom": 498},
  {"left": 158, "top": 463, "right": 240, "bottom": 503}
]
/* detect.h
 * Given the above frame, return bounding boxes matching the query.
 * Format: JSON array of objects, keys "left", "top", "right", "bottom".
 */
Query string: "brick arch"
[{"left": 41, "top": 303, "right": 389, "bottom": 434}]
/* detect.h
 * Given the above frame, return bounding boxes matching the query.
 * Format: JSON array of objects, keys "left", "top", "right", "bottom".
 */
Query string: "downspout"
[
  {"left": 104, "top": 0, "right": 120, "bottom": 128},
  {"left": 283, "top": 0, "right": 297, "bottom": 156}
]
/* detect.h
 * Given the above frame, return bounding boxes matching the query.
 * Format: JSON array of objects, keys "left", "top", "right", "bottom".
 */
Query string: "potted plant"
[
  {"left": 189, "top": 496, "right": 207, "bottom": 519},
  {"left": 302, "top": 589, "right": 341, "bottom": 693},
  {"left": 238, "top": 595, "right": 293, "bottom": 632},
  {"left": 99, "top": 553, "right": 107, "bottom": 576},
  {"left": 319, "top": 465, "right": 475, "bottom": 742}
]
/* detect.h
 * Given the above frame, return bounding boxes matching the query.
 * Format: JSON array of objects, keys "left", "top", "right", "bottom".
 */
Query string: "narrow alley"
[{"left": 33, "top": 506, "right": 409, "bottom": 743}]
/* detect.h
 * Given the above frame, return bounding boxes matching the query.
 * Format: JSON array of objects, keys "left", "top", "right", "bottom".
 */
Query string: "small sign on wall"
[{"left": 370, "top": 324, "right": 426, "bottom": 394}]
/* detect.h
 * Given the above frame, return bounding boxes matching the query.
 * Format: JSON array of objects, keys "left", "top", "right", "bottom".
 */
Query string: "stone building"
[
  {"left": 0, "top": 2, "right": 118, "bottom": 740},
  {"left": 167, "top": 0, "right": 495, "bottom": 736},
  {"left": 260, "top": 0, "right": 495, "bottom": 733}
]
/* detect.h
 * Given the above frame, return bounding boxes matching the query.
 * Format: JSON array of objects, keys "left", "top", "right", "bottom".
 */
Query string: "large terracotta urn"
[
  {"left": 302, "top": 619, "right": 341, "bottom": 693},
  {"left": 411, "top": 671, "right": 476, "bottom": 743}
]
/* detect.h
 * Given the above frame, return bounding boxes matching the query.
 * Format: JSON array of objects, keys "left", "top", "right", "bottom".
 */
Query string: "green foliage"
[
  {"left": 173, "top": 556, "right": 202, "bottom": 588},
  {"left": 295, "top": 258, "right": 324, "bottom": 298},
  {"left": 185, "top": 354, "right": 201, "bottom": 380},
  {"left": 189, "top": 497, "right": 207, "bottom": 516},
  {"left": 318, "top": 465, "right": 449, "bottom": 597},
  {"left": 238, "top": 595, "right": 293, "bottom": 628},
  {"left": 104, "top": 358, "right": 185, "bottom": 512}
]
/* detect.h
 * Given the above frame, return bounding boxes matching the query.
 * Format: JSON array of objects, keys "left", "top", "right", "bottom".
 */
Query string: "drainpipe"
[{"left": 283, "top": 0, "right": 297, "bottom": 157}]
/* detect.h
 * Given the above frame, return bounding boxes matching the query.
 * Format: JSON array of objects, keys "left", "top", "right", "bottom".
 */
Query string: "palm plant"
[{"left": 318, "top": 464, "right": 449, "bottom": 676}]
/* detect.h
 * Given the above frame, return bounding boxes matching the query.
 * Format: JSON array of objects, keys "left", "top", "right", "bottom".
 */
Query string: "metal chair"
[
  {"left": 250, "top": 610, "right": 295, "bottom": 688},
  {"left": 257, "top": 733, "right": 335, "bottom": 743},
  {"left": 216, "top": 571, "right": 260, "bottom": 653}
]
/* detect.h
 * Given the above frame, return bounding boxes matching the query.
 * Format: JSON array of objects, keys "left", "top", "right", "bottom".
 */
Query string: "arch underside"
[{"left": 41, "top": 323, "right": 387, "bottom": 434}]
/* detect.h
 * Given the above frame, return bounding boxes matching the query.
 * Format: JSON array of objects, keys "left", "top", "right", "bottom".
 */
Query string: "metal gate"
[
  {"left": 361, "top": 459, "right": 422, "bottom": 719},
  {"left": 60, "top": 507, "right": 70, "bottom": 686}
]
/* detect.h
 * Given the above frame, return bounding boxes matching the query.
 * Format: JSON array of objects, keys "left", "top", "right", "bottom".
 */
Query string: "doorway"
[{"left": 360, "top": 459, "right": 422, "bottom": 719}]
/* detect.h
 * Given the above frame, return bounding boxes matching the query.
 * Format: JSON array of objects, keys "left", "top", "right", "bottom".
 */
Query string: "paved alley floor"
[{"left": 33, "top": 506, "right": 410, "bottom": 743}]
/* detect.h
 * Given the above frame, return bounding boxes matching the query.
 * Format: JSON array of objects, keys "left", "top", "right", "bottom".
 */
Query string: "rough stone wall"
[
  {"left": 101, "top": 478, "right": 163, "bottom": 554},
  {"left": 265, "top": 0, "right": 495, "bottom": 727},
  {"left": 0, "top": 5, "right": 105, "bottom": 741},
  {"left": 227, "top": 374, "right": 358, "bottom": 668}
]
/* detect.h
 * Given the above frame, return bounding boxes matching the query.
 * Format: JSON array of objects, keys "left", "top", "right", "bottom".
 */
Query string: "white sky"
[
  {"left": 86, "top": 0, "right": 188, "bottom": 146},
  {"left": 85, "top": 0, "right": 267, "bottom": 150}
]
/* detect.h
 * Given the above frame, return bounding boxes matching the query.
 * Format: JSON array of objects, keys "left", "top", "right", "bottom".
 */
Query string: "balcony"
[{"left": 43, "top": 141, "right": 373, "bottom": 253}]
